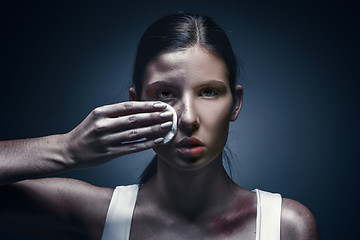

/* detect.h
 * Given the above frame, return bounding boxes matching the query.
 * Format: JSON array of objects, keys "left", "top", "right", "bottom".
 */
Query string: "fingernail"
[
  {"left": 160, "top": 111, "right": 173, "bottom": 119},
  {"left": 154, "top": 137, "right": 164, "bottom": 144},
  {"left": 154, "top": 103, "right": 167, "bottom": 109},
  {"left": 161, "top": 121, "right": 173, "bottom": 129}
]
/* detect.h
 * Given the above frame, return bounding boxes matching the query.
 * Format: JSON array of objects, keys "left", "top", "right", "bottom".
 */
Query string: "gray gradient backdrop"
[{"left": 1, "top": 1, "right": 359, "bottom": 239}]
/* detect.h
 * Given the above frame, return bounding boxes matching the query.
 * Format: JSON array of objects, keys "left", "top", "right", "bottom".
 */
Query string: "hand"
[{"left": 63, "top": 101, "right": 174, "bottom": 169}]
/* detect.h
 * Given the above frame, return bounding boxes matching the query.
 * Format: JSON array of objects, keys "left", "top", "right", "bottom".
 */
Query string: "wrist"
[{"left": 57, "top": 132, "right": 78, "bottom": 170}]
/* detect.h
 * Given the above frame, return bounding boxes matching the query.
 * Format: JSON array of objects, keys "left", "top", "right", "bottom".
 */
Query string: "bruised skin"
[
  {"left": 211, "top": 204, "right": 254, "bottom": 236},
  {"left": 130, "top": 47, "right": 248, "bottom": 239},
  {"left": 131, "top": 186, "right": 258, "bottom": 240},
  {"left": 141, "top": 46, "right": 237, "bottom": 170},
  {"left": 210, "top": 191, "right": 257, "bottom": 237}
]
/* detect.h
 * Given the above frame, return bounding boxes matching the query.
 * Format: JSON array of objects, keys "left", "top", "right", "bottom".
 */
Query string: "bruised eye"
[
  {"left": 156, "top": 89, "right": 174, "bottom": 100},
  {"left": 200, "top": 88, "right": 219, "bottom": 97}
]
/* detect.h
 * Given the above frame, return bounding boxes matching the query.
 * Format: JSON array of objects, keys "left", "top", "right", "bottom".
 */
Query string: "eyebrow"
[
  {"left": 145, "top": 79, "right": 226, "bottom": 89},
  {"left": 196, "top": 80, "right": 227, "bottom": 88},
  {"left": 145, "top": 81, "right": 178, "bottom": 89}
]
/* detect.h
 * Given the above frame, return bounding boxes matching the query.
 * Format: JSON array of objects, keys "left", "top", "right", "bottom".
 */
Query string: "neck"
[{"left": 145, "top": 154, "right": 237, "bottom": 221}]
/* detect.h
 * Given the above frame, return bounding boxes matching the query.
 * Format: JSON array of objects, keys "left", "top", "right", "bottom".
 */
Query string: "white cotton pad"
[{"left": 163, "top": 104, "right": 177, "bottom": 144}]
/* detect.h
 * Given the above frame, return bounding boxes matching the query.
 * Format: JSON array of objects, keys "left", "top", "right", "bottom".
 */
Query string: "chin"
[{"left": 156, "top": 150, "right": 222, "bottom": 172}]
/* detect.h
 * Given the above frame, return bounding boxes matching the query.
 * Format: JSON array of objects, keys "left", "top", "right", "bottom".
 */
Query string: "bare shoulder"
[{"left": 281, "top": 198, "right": 320, "bottom": 240}]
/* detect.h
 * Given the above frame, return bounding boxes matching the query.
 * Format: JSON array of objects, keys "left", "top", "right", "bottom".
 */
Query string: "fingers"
[
  {"left": 105, "top": 121, "right": 173, "bottom": 145},
  {"left": 92, "top": 101, "right": 168, "bottom": 118},
  {"left": 94, "top": 121, "right": 172, "bottom": 157},
  {"left": 99, "top": 110, "right": 174, "bottom": 133},
  {"left": 77, "top": 101, "right": 176, "bottom": 163},
  {"left": 107, "top": 137, "right": 164, "bottom": 156}
]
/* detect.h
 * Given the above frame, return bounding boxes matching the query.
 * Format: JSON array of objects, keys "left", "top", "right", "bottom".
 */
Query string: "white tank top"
[{"left": 102, "top": 185, "right": 282, "bottom": 240}]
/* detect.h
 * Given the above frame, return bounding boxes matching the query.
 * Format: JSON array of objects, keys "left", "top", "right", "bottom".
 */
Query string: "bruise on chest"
[{"left": 210, "top": 196, "right": 256, "bottom": 236}]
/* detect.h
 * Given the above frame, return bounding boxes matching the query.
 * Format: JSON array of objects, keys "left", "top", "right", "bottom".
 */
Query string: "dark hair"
[{"left": 134, "top": 13, "right": 239, "bottom": 184}]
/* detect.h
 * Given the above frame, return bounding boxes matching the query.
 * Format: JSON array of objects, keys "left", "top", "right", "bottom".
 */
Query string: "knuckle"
[
  {"left": 150, "top": 112, "right": 158, "bottom": 118},
  {"left": 128, "top": 130, "right": 138, "bottom": 139},
  {"left": 129, "top": 144, "right": 138, "bottom": 152},
  {"left": 123, "top": 102, "right": 133, "bottom": 111},
  {"left": 144, "top": 140, "right": 154, "bottom": 149},
  {"left": 151, "top": 125, "right": 157, "bottom": 133},
  {"left": 93, "top": 120, "right": 106, "bottom": 133},
  {"left": 146, "top": 103, "right": 153, "bottom": 109},
  {"left": 92, "top": 107, "right": 104, "bottom": 117},
  {"left": 128, "top": 116, "right": 137, "bottom": 124}
]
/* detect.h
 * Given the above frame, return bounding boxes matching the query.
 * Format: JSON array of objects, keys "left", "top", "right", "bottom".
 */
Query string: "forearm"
[
  {"left": 0, "top": 134, "right": 71, "bottom": 185},
  {"left": 0, "top": 101, "right": 173, "bottom": 185}
]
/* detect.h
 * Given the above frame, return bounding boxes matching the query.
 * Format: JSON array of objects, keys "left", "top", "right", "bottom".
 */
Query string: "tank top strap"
[
  {"left": 254, "top": 189, "right": 282, "bottom": 240},
  {"left": 102, "top": 184, "right": 139, "bottom": 240}
]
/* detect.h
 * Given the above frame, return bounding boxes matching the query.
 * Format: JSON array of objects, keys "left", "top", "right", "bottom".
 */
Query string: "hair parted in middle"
[{"left": 132, "top": 13, "right": 239, "bottom": 184}]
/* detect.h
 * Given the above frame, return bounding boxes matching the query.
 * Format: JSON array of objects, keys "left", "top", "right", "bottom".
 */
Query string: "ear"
[
  {"left": 230, "top": 85, "right": 243, "bottom": 122},
  {"left": 129, "top": 87, "right": 137, "bottom": 101}
]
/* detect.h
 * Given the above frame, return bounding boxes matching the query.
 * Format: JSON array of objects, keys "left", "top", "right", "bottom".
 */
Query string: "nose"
[{"left": 177, "top": 94, "right": 200, "bottom": 134}]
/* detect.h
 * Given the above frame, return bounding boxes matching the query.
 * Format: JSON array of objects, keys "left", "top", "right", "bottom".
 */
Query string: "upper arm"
[
  {"left": 0, "top": 178, "right": 113, "bottom": 240},
  {"left": 281, "top": 198, "right": 320, "bottom": 240}
]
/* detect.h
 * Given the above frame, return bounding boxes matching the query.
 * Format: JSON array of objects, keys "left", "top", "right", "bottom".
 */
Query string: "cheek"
[
  {"left": 198, "top": 98, "right": 233, "bottom": 126},
  {"left": 199, "top": 99, "right": 232, "bottom": 146},
  {"left": 208, "top": 115, "right": 230, "bottom": 141}
]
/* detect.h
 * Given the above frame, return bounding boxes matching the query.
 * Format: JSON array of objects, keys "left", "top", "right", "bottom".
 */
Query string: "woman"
[{"left": 0, "top": 13, "right": 319, "bottom": 240}]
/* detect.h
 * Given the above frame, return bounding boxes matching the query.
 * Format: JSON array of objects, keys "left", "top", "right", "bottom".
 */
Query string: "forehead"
[{"left": 143, "top": 47, "right": 228, "bottom": 86}]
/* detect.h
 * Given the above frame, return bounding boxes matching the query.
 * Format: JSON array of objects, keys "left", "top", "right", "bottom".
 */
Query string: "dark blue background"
[{"left": 1, "top": 1, "right": 359, "bottom": 239}]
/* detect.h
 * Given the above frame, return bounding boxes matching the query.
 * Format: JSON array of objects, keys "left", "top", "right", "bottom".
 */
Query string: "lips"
[{"left": 175, "top": 137, "right": 205, "bottom": 156}]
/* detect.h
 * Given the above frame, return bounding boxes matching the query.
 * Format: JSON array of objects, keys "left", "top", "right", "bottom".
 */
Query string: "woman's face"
[{"left": 139, "top": 46, "right": 242, "bottom": 170}]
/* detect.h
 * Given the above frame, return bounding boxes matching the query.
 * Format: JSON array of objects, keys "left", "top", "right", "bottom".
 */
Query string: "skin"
[
  {"left": 129, "top": 46, "right": 320, "bottom": 240},
  {"left": 141, "top": 46, "right": 241, "bottom": 170},
  {"left": 0, "top": 46, "right": 320, "bottom": 239},
  {"left": 0, "top": 101, "right": 174, "bottom": 239}
]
